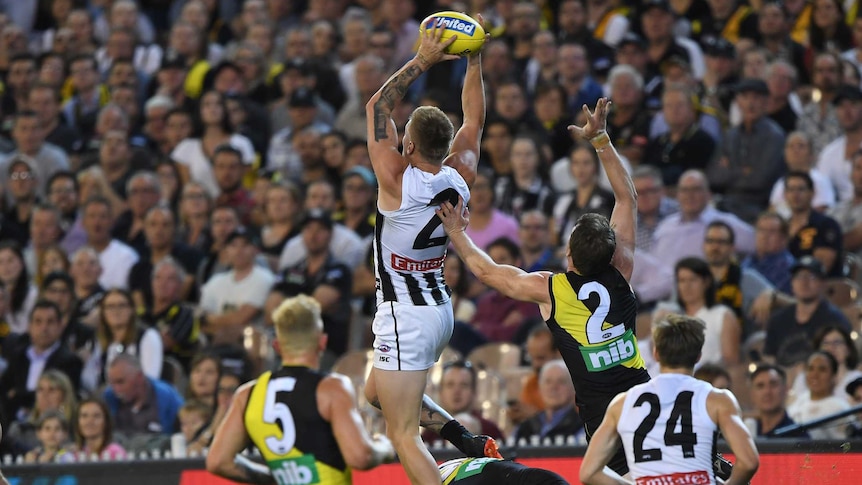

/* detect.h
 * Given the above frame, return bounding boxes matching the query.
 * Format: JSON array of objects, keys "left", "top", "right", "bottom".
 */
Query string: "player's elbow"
[
  {"left": 343, "top": 442, "right": 377, "bottom": 470},
  {"left": 578, "top": 466, "right": 599, "bottom": 485},
  {"left": 205, "top": 452, "right": 227, "bottom": 477},
  {"left": 736, "top": 451, "right": 760, "bottom": 478}
]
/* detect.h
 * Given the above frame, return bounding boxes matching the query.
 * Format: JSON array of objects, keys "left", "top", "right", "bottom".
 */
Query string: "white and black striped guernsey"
[{"left": 374, "top": 165, "right": 471, "bottom": 306}]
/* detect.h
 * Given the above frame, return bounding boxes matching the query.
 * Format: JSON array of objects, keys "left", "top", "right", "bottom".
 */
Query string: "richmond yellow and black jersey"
[
  {"left": 244, "top": 366, "right": 350, "bottom": 485},
  {"left": 546, "top": 267, "right": 650, "bottom": 424}
]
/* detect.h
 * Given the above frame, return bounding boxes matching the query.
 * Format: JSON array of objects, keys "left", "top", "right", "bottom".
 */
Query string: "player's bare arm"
[
  {"left": 568, "top": 98, "right": 637, "bottom": 281},
  {"left": 579, "top": 393, "right": 629, "bottom": 485},
  {"left": 708, "top": 390, "right": 760, "bottom": 485},
  {"left": 366, "top": 24, "right": 459, "bottom": 203},
  {"left": 206, "top": 382, "right": 275, "bottom": 484},
  {"left": 318, "top": 374, "right": 396, "bottom": 470},
  {"left": 445, "top": 15, "right": 490, "bottom": 188},
  {"left": 437, "top": 197, "right": 552, "bottom": 308}
]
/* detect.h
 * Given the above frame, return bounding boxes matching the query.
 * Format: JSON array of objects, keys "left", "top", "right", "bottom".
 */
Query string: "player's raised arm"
[
  {"left": 568, "top": 99, "right": 637, "bottom": 281},
  {"left": 437, "top": 197, "right": 552, "bottom": 306},
  {"left": 709, "top": 389, "right": 760, "bottom": 485},
  {"left": 579, "top": 393, "right": 629, "bottom": 485},
  {"left": 445, "top": 16, "right": 490, "bottom": 188},
  {"left": 366, "top": 25, "right": 460, "bottom": 196}
]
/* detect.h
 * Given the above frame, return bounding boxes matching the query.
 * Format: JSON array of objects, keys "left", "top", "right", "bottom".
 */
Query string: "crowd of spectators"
[{"left": 1, "top": 0, "right": 862, "bottom": 460}]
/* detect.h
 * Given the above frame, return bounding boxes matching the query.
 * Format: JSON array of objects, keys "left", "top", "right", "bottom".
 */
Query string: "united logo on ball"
[{"left": 419, "top": 11, "right": 486, "bottom": 56}]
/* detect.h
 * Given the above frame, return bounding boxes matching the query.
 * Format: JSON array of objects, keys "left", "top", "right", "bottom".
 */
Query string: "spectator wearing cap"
[
  {"left": 699, "top": 36, "right": 739, "bottom": 120},
  {"left": 127, "top": 205, "right": 203, "bottom": 311},
  {"left": 644, "top": 83, "right": 716, "bottom": 186},
  {"left": 799, "top": 53, "right": 844, "bottom": 156},
  {"left": 278, "top": 180, "right": 364, "bottom": 271},
  {"left": 745, "top": 364, "right": 810, "bottom": 439},
  {"left": 334, "top": 166, "right": 377, "bottom": 241},
  {"left": 0, "top": 111, "right": 68, "bottom": 200},
  {"left": 335, "top": 54, "right": 387, "bottom": 143},
  {"left": 784, "top": 171, "right": 844, "bottom": 277},
  {"left": 556, "top": 0, "right": 614, "bottom": 78},
  {"left": 265, "top": 209, "right": 352, "bottom": 363},
  {"left": 155, "top": 51, "right": 192, "bottom": 112},
  {"left": 763, "top": 255, "right": 851, "bottom": 363},
  {"left": 267, "top": 86, "right": 333, "bottom": 183},
  {"left": 199, "top": 226, "right": 274, "bottom": 346},
  {"left": 708, "top": 78, "right": 786, "bottom": 224},
  {"left": 817, "top": 83, "right": 862, "bottom": 203},
  {"left": 273, "top": 59, "right": 336, "bottom": 135},
  {"left": 694, "top": 0, "right": 758, "bottom": 44}
]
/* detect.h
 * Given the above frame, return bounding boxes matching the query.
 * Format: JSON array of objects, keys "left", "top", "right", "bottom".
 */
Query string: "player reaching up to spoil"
[
  {"left": 436, "top": 98, "right": 649, "bottom": 475},
  {"left": 579, "top": 314, "right": 759, "bottom": 485},
  {"left": 363, "top": 15, "right": 499, "bottom": 485}
]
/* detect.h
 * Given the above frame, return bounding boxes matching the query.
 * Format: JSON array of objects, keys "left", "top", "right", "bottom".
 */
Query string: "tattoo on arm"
[{"left": 372, "top": 64, "right": 423, "bottom": 141}]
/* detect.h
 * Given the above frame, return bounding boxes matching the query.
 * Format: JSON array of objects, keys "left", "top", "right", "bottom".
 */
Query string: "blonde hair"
[
  {"left": 271, "top": 294, "right": 323, "bottom": 354},
  {"left": 35, "top": 370, "right": 77, "bottom": 423}
]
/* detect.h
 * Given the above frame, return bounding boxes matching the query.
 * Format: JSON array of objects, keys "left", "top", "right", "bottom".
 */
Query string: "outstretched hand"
[
  {"left": 467, "top": 13, "right": 492, "bottom": 60},
  {"left": 568, "top": 97, "right": 611, "bottom": 141},
  {"left": 436, "top": 197, "right": 470, "bottom": 235},
  {"left": 416, "top": 22, "right": 462, "bottom": 68}
]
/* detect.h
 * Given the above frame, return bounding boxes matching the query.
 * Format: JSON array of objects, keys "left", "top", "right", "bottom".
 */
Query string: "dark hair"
[
  {"left": 674, "top": 257, "right": 716, "bottom": 308},
  {"left": 652, "top": 314, "right": 706, "bottom": 369},
  {"left": 706, "top": 220, "right": 735, "bottom": 244},
  {"left": 82, "top": 195, "right": 112, "bottom": 215},
  {"left": 445, "top": 252, "right": 471, "bottom": 297},
  {"left": 808, "top": 349, "right": 839, "bottom": 375},
  {"left": 784, "top": 170, "right": 814, "bottom": 191},
  {"left": 483, "top": 116, "right": 516, "bottom": 139},
  {"left": 212, "top": 143, "right": 243, "bottom": 163},
  {"left": 750, "top": 363, "right": 787, "bottom": 384},
  {"left": 47, "top": 170, "right": 79, "bottom": 194},
  {"left": 188, "top": 352, "right": 223, "bottom": 408},
  {"left": 166, "top": 106, "right": 193, "bottom": 122},
  {"left": 97, "top": 289, "right": 140, "bottom": 350},
  {"left": 14, "top": 110, "right": 38, "bottom": 124},
  {"left": 486, "top": 236, "right": 520, "bottom": 261},
  {"left": 527, "top": 323, "right": 558, "bottom": 351},
  {"left": 0, "top": 241, "right": 30, "bottom": 313},
  {"left": 568, "top": 213, "right": 615, "bottom": 276},
  {"left": 194, "top": 90, "right": 234, "bottom": 136},
  {"left": 809, "top": 1, "right": 851, "bottom": 52},
  {"left": 31, "top": 299, "right": 62, "bottom": 322},
  {"left": 68, "top": 53, "right": 97, "bottom": 72},
  {"left": 814, "top": 325, "right": 858, "bottom": 368},
  {"left": 74, "top": 398, "right": 115, "bottom": 454},
  {"left": 442, "top": 360, "right": 477, "bottom": 390},
  {"left": 693, "top": 363, "right": 731, "bottom": 387},
  {"left": 10, "top": 52, "right": 36, "bottom": 66}
]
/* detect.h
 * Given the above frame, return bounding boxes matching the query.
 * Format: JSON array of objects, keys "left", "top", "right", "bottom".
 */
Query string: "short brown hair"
[
  {"left": 409, "top": 106, "right": 454, "bottom": 163},
  {"left": 652, "top": 314, "right": 705, "bottom": 369},
  {"left": 568, "top": 213, "right": 615, "bottom": 275}
]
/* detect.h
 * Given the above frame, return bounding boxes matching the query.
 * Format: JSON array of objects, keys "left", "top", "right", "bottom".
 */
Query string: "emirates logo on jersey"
[
  {"left": 635, "top": 470, "right": 710, "bottom": 485},
  {"left": 391, "top": 254, "right": 445, "bottom": 271}
]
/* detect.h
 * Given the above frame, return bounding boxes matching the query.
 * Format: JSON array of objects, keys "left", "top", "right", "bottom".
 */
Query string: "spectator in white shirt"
[{"left": 80, "top": 197, "right": 138, "bottom": 291}]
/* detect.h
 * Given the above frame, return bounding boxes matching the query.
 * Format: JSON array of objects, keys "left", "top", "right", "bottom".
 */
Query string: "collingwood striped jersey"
[{"left": 374, "top": 164, "right": 471, "bottom": 306}]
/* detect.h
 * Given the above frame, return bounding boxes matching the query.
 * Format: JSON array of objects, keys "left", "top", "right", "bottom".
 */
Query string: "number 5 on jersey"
[{"left": 263, "top": 377, "right": 297, "bottom": 454}]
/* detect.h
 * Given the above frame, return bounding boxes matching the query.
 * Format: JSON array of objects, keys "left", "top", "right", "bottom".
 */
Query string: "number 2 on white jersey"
[
  {"left": 578, "top": 281, "right": 624, "bottom": 344},
  {"left": 263, "top": 376, "right": 297, "bottom": 455}
]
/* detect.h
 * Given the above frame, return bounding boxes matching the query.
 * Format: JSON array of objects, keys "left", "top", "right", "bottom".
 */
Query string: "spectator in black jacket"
[{"left": 514, "top": 360, "right": 584, "bottom": 443}]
